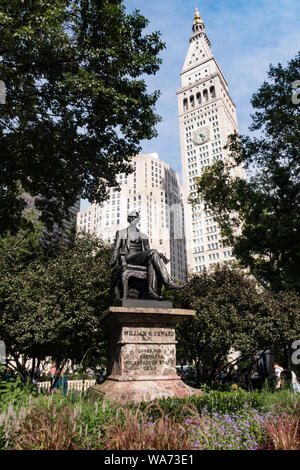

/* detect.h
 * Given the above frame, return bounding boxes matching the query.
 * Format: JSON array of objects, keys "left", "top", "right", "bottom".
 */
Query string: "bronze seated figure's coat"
[{"left": 109, "top": 211, "right": 183, "bottom": 302}]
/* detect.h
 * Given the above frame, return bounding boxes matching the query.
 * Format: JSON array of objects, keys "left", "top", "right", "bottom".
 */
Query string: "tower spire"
[
  {"left": 191, "top": 7, "right": 210, "bottom": 48},
  {"left": 194, "top": 7, "right": 201, "bottom": 24},
  {"left": 177, "top": 10, "right": 242, "bottom": 276},
  {"left": 192, "top": 6, "right": 204, "bottom": 31}
]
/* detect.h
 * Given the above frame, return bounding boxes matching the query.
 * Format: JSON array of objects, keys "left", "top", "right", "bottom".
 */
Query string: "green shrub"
[
  {"left": 259, "top": 389, "right": 299, "bottom": 414},
  {"left": 0, "top": 377, "right": 38, "bottom": 412},
  {"left": 137, "top": 390, "right": 263, "bottom": 419},
  {"left": 195, "top": 390, "right": 263, "bottom": 414},
  {"left": 1, "top": 383, "right": 299, "bottom": 450}
]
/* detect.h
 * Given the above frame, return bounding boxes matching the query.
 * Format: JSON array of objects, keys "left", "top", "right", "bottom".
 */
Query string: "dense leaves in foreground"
[
  {"left": 0, "top": 0, "right": 165, "bottom": 234},
  {"left": 0, "top": 388, "right": 299, "bottom": 450},
  {"left": 169, "top": 266, "right": 300, "bottom": 385},
  {"left": 0, "top": 229, "right": 113, "bottom": 383}
]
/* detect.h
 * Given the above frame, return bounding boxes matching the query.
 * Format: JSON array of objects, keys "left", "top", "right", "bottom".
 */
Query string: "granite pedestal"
[{"left": 88, "top": 305, "right": 202, "bottom": 403}]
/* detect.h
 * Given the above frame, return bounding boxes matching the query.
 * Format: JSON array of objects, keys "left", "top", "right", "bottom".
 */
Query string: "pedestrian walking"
[{"left": 272, "top": 362, "right": 284, "bottom": 390}]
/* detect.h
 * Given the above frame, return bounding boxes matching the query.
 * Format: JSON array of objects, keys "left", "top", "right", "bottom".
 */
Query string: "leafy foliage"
[
  {"left": 189, "top": 406, "right": 269, "bottom": 450},
  {"left": 169, "top": 265, "right": 300, "bottom": 384},
  {"left": 0, "top": 229, "right": 113, "bottom": 382},
  {"left": 0, "top": 211, "right": 44, "bottom": 261},
  {"left": 139, "top": 390, "right": 263, "bottom": 417},
  {"left": 0, "top": 0, "right": 165, "bottom": 234},
  {"left": 192, "top": 53, "right": 300, "bottom": 292},
  {"left": 0, "top": 375, "right": 38, "bottom": 410},
  {"left": 2, "top": 391, "right": 298, "bottom": 450}
]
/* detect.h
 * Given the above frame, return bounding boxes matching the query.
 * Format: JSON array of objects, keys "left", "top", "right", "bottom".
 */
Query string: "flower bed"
[
  {"left": 0, "top": 384, "right": 299, "bottom": 450},
  {"left": 188, "top": 405, "right": 270, "bottom": 450}
]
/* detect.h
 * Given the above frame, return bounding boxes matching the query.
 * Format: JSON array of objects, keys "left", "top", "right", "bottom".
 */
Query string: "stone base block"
[
  {"left": 88, "top": 306, "right": 202, "bottom": 404},
  {"left": 87, "top": 376, "right": 202, "bottom": 404},
  {"left": 115, "top": 299, "right": 173, "bottom": 309}
]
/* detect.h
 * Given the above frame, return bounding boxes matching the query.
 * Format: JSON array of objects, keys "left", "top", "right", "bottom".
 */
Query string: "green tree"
[
  {"left": 192, "top": 53, "right": 300, "bottom": 292},
  {"left": 262, "top": 289, "right": 300, "bottom": 370},
  {"left": 0, "top": 0, "right": 165, "bottom": 234},
  {"left": 0, "top": 229, "right": 113, "bottom": 384},
  {"left": 0, "top": 211, "right": 44, "bottom": 263},
  {"left": 169, "top": 266, "right": 300, "bottom": 386}
]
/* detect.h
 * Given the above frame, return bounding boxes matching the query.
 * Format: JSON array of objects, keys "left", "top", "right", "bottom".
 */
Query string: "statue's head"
[{"left": 127, "top": 210, "right": 140, "bottom": 225}]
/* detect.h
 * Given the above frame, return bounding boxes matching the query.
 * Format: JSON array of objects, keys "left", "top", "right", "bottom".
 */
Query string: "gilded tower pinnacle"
[
  {"left": 191, "top": 7, "right": 210, "bottom": 47},
  {"left": 194, "top": 7, "right": 201, "bottom": 24}
]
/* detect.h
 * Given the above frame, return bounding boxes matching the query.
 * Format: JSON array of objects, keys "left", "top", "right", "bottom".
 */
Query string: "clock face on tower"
[{"left": 192, "top": 127, "right": 210, "bottom": 145}]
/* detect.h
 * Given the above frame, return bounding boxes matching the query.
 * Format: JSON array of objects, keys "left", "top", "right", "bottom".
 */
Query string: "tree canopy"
[
  {"left": 169, "top": 266, "right": 300, "bottom": 385},
  {"left": 192, "top": 52, "right": 300, "bottom": 293},
  {"left": 0, "top": 0, "right": 165, "bottom": 234},
  {"left": 0, "top": 228, "right": 113, "bottom": 383}
]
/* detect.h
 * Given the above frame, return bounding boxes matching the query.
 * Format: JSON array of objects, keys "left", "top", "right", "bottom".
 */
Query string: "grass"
[{"left": 263, "top": 413, "right": 299, "bottom": 450}]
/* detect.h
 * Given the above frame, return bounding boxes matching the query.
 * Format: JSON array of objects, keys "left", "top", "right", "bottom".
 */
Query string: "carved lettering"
[
  {"left": 123, "top": 343, "right": 175, "bottom": 374},
  {"left": 123, "top": 328, "right": 175, "bottom": 340}
]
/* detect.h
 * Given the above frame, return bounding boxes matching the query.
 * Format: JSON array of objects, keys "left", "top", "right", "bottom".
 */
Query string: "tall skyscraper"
[
  {"left": 177, "top": 8, "right": 245, "bottom": 273},
  {"left": 77, "top": 153, "right": 187, "bottom": 281}
]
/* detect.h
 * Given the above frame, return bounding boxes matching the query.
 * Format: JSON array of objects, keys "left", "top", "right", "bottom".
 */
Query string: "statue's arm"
[
  {"left": 144, "top": 237, "right": 150, "bottom": 251},
  {"left": 109, "top": 231, "right": 121, "bottom": 266}
]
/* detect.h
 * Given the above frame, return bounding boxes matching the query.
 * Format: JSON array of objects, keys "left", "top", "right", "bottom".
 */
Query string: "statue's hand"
[{"left": 159, "top": 253, "right": 170, "bottom": 264}]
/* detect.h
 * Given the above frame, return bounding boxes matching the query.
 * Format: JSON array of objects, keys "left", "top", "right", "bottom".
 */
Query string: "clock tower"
[{"left": 177, "top": 8, "right": 244, "bottom": 273}]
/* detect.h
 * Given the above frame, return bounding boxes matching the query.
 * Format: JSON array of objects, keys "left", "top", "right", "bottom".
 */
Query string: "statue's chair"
[{"left": 112, "top": 252, "right": 162, "bottom": 302}]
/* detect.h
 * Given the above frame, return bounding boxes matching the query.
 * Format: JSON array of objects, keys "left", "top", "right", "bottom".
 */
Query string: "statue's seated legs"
[
  {"left": 125, "top": 251, "right": 149, "bottom": 266},
  {"left": 109, "top": 211, "right": 185, "bottom": 303},
  {"left": 147, "top": 249, "right": 181, "bottom": 290},
  {"left": 125, "top": 249, "right": 181, "bottom": 298},
  {"left": 124, "top": 250, "right": 162, "bottom": 300}
]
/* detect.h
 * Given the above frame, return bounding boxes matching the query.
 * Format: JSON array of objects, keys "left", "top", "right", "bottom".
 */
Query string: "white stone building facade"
[
  {"left": 77, "top": 153, "right": 187, "bottom": 282},
  {"left": 177, "top": 9, "right": 245, "bottom": 273}
]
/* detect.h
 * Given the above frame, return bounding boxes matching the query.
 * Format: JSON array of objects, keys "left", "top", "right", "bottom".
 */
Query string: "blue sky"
[{"left": 81, "top": 0, "right": 300, "bottom": 209}]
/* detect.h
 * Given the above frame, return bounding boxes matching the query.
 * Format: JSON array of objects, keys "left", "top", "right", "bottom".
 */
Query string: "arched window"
[
  {"left": 190, "top": 95, "right": 195, "bottom": 107},
  {"left": 203, "top": 89, "right": 209, "bottom": 102},
  {"left": 210, "top": 86, "right": 216, "bottom": 98},
  {"left": 183, "top": 98, "right": 188, "bottom": 112},
  {"left": 196, "top": 92, "right": 202, "bottom": 105}
]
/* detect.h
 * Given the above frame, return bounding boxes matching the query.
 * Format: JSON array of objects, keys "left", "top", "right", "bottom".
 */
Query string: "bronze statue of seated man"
[{"left": 109, "top": 210, "right": 184, "bottom": 300}]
